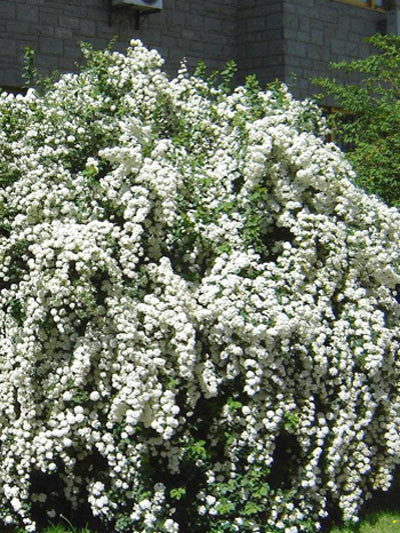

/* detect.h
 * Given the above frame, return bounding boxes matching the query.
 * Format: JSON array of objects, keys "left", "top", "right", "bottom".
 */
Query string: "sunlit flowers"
[{"left": 0, "top": 40, "right": 399, "bottom": 532}]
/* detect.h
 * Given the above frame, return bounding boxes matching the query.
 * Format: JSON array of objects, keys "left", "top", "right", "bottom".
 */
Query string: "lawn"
[
  {"left": 327, "top": 511, "right": 400, "bottom": 533},
  {"left": 15, "top": 527, "right": 91, "bottom": 533},
  {"left": 9, "top": 510, "right": 400, "bottom": 533}
]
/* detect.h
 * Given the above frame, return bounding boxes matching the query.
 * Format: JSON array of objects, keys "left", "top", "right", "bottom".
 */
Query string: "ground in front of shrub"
[
  {"left": 327, "top": 510, "right": 400, "bottom": 533},
  {"left": 10, "top": 511, "right": 400, "bottom": 532},
  {"left": 15, "top": 525, "right": 91, "bottom": 533}
]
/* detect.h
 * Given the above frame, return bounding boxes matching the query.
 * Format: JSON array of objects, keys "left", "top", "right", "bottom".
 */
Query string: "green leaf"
[
  {"left": 216, "top": 500, "right": 235, "bottom": 515},
  {"left": 243, "top": 501, "right": 262, "bottom": 516},
  {"left": 170, "top": 487, "right": 186, "bottom": 500}
]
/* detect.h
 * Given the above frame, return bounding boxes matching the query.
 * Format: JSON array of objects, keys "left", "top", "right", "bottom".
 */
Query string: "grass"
[
  {"left": 8, "top": 510, "right": 400, "bottom": 532},
  {"left": 327, "top": 510, "right": 400, "bottom": 533},
  {"left": 14, "top": 518, "right": 92, "bottom": 533},
  {"left": 15, "top": 528, "right": 91, "bottom": 533}
]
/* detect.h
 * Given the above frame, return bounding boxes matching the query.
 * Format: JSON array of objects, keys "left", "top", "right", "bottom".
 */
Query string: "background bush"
[
  {"left": 1, "top": 41, "right": 400, "bottom": 533},
  {"left": 313, "top": 34, "right": 400, "bottom": 207}
]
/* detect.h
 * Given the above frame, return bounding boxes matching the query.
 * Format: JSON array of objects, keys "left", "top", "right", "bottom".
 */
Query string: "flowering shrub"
[{"left": 1, "top": 40, "right": 400, "bottom": 533}]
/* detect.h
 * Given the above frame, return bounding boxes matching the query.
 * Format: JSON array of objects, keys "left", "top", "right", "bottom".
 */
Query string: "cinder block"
[
  {"left": 34, "top": 53, "right": 60, "bottom": 72},
  {"left": 30, "top": 25, "right": 55, "bottom": 37},
  {"left": 0, "top": 39, "right": 17, "bottom": 57},
  {"left": 39, "top": 36, "right": 64, "bottom": 55},
  {"left": 286, "top": 40, "right": 308, "bottom": 58},
  {"left": 6, "top": 21, "right": 31, "bottom": 36},
  {"left": 78, "top": 19, "right": 96, "bottom": 38},
  {"left": 39, "top": 10, "right": 59, "bottom": 26},
  {"left": 64, "top": 44, "right": 83, "bottom": 59},
  {"left": 55, "top": 27, "right": 73, "bottom": 39},
  {"left": 246, "top": 17, "right": 266, "bottom": 32},
  {"left": 16, "top": 4, "right": 39, "bottom": 23},
  {"left": 1, "top": 68, "right": 23, "bottom": 87},
  {"left": 308, "top": 44, "right": 324, "bottom": 60},
  {"left": 0, "top": 0, "right": 385, "bottom": 102},
  {"left": 266, "top": 12, "right": 283, "bottom": 29},
  {"left": 0, "top": 2, "right": 16, "bottom": 19},
  {"left": 311, "top": 29, "right": 324, "bottom": 45},
  {"left": 59, "top": 16, "right": 80, "bottom": 30},
  {"left": 59, "top": 5, "right": 88, "bottom": 18},
  {"left": 297, "top": 31, "right": 312, "bottom": 43},
  {"left": 330, "top": 37, "right": 347, "bottom": 55}
]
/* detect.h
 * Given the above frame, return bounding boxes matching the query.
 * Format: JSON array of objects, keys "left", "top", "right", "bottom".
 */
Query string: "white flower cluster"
[{"left": 0, "top": 40, "right": 400, "bottom": 532}]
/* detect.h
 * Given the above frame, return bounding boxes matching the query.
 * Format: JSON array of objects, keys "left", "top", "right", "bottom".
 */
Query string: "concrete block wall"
[
  {"left": 0, "top": 0, "right": 238, "bottom": 89},
  {"left": 0, "top": 0, "right": 390, "bottom": 99},
  {"left": 283, "top": 0, "right": 386, "bottom": 100},
  {"left": 236, "top": 0, "right": 285, "bottom": 87}
]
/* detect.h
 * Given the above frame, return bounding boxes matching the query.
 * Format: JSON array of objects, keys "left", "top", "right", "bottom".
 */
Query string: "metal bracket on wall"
[
  {"left": 108, "top": 1, "right": 159, "bottom": 29},
  {"left": 133, "top": 10, "right": 147, "bottom": 30}
]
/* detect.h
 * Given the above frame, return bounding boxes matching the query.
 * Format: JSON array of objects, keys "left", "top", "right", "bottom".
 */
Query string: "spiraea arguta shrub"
[{"left": 1, "top": 41, "right": 400, "bottom": 533}]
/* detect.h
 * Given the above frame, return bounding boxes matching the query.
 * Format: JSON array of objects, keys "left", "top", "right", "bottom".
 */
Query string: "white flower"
[
  {"left": 0, "top": 37, "right": 399, "bottom": 533},
  {"left": 89, "top": 391, "right": 101, "bottom": 402},
  {"left": 206, "top": 495, "right": 216, "bottom": 506}
]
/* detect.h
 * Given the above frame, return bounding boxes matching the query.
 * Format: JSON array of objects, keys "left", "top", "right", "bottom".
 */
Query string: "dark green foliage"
[{"left": 313, "top": 34, "right": 400, "bottom": 206}]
